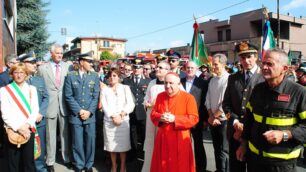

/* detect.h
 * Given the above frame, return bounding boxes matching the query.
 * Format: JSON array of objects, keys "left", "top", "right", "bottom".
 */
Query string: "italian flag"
[
  {"left": 262, "top": 20, "right": 276, "bottom": 60},
  {"left": 190, "top": 21, "right": 208, "bottom": 66}
]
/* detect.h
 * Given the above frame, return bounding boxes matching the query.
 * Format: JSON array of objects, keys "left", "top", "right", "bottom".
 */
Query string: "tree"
[
  {"left": 17, "top": 0, "right": 51, "bottom": 60},
  {"left": 100, "top": 51, "right": 115, "bottom": 61}
]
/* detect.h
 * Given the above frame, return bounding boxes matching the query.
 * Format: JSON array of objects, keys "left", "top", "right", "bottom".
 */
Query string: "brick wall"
[{"left": 0, "top": 0, "right": 16, "bottom": 71}]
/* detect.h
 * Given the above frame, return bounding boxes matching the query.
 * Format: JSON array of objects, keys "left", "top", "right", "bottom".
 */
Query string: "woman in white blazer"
[
  {"left": 0, "top": 63, "right": 39, "bottom": 172},
  {"left": 101, "top": 68, "right": 135, "bottom": 172}
]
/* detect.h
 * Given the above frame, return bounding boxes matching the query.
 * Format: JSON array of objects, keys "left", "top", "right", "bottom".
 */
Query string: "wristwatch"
[{"left": 282, "top": 131, "right": 289, "bottom": 142}]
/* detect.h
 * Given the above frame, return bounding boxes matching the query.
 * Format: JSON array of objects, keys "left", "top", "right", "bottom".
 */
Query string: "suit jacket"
[
  {"left": 0, "top": 70, "right": 11, "bottom": 87},
  {"left": 181, "top": 76, "right": 209, "bottom": 124},
  {"left": 27, "top": 75, "right": 49, "bottom": 127},
  {"left": 223, "top": 69, "right": 264, "bottom": 138},
  {"left": 64, "top": 71, "right": 100, "bottom": 124},
  {"left": 123, "top": 75, "right": 151, "bottom": 120},
  {"left": 38, "top": 61, "right": 71, "bottom": 118}
]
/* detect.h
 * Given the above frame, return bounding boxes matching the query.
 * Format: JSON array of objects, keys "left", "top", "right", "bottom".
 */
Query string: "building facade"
[
  {"left": 199, "top": 8, "right": 306, "bottom": 63},
  {"left": 0, "top": 0, "right": 16, "bottom": 70},
  {"left": 64, "top": 36, "right": 127, "bottom": 60}
]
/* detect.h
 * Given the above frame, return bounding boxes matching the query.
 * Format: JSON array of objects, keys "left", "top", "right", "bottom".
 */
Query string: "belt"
[
  {"left": 253, "top": 113, "right": 297, "bottom": 126},
  {"left": 248, "top": 141, "right": 301, "bottom": 160}
]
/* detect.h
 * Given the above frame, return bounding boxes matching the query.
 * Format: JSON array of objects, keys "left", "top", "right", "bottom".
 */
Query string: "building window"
[
  {"left": 218, "top": 30, "right": 223, "bottom": 42},
  {"left": 226, "top": 29, "right": 231, "bottom": 41},
  {"left": 103, "top": 41, "right": 110, "bottom": 47},
  {"left": 3, "top": 3, "right": 15, "bottom": 38}
]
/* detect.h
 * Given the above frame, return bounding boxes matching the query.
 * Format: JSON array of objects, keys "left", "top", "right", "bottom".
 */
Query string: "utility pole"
[{"left": 277, "top": 0, "right": 280, "bottom": 48}]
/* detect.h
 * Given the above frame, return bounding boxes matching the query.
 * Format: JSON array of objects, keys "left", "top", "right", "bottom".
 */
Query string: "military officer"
[
  {"left": 223, "top": 42, "right": 264, "bottom": 172},
  {"left": 123, "top": 58, "right": 151, "bottom": 162},
  {"left": 166, "top": 50, "right": 186, "bottom": 78},
  {"left": 64, "top": 51, "right": 100, "bottom": 172},
  {"left": 18, "top": 52, "right": 49, "bottom": 172}
]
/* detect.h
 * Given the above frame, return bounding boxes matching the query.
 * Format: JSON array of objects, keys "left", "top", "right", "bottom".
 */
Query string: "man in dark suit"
[
  {"left": 123, "top": 59, "right": 151, "bottom": 162},
  {"left": 64, "top": 52, "right": 100, "bottom": 172},
  {"left": 0, "top": 54, "right": 18, "bottom": 87},
  {"left": 223, "top": 42, "right": 264, "bottom": 172},
  {"left": 19, "top": 52, "right": 49, "bottom": 172},
  {"left": 181, "top": 61, "right": 208, "bottom": 172}
]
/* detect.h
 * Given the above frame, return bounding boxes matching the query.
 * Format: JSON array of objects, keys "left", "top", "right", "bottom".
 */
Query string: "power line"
[{"left": 127, "top": 0, "right": 250, "bottom": 40}]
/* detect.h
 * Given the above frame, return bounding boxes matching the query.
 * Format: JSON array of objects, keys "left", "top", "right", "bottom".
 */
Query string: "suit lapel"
[
  {"left": 181, "top": 78, "right": 187, "bottom": 89},
  {"left": 189, "top": 77, "right": 198, "bottom": 94}
]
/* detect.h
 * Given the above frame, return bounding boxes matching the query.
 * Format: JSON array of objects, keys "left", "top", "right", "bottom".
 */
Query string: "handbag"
[
  {"left": 4, "top": 83, "right": 41, "bottom": 159},
  {"left": 5, "top": 127, "right": 30, "bottom": 148}
]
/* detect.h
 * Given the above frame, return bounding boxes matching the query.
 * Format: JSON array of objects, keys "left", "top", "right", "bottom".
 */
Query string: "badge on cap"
[{"left": 277, "top": 94, "right": 290, "bottom": 102}]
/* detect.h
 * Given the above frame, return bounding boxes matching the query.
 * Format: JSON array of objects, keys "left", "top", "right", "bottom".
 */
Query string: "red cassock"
[{"left": 150, "top": 91, "right": 199, "bottom": 172}]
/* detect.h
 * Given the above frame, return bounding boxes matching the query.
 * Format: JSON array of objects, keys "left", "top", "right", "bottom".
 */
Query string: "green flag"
[{"left": 190, "top": 21, "right": 208, "bottom": 66}]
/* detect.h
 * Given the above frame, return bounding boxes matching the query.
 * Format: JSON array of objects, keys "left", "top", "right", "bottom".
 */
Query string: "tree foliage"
[
  {"left": 17, "top": 0, "right": 51, "bottom": 60},
  {"left": 100, "top": 51, "right": 115, "bottom": 61}
]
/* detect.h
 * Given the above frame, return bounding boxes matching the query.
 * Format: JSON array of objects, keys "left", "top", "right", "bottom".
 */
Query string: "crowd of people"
[{"left": 0, "top": 42, "right": 305, "bottom": 172}]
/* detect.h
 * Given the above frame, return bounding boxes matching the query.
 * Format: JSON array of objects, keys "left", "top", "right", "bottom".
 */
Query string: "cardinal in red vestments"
[{"left": 150, "top": 72, "right": 199, "bottom": 172}]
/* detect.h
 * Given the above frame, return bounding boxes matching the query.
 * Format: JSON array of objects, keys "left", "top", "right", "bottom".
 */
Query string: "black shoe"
[
  {"left": 84, "top": 167, "right": 93, "bottom": 172},
  {"left": 74, "top": 168, "right": 82, "bottom": 172},
  {"left": 64, "top": 162, "right": 73, "bottom": 169},
  {"left": 47, "top": 165, "right": 55, "bottom": 172}
]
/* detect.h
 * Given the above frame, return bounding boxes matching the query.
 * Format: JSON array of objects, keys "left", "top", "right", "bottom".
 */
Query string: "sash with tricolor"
[{"left": 5, "top": 82, "right": 41, "bottom": 160}]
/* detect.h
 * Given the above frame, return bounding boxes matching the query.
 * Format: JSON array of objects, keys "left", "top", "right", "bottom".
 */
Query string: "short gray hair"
[
  {"left": 5, "top": 54, "right": 17, "bottom": 65},
  {"left": 50, "top": 43, "right": 63, "bottom": 53},
  {"left": 186, "top": 61, "right": 198, "bottom": 69},
  {"left": 264, "top": 48, "right": 288, "bottom": 66},
  {"left": 158, "top": 61, "right": 170, "bottom": 70},
  {"left": 213, "top": 53, "right": 227, "bottom": 65}
]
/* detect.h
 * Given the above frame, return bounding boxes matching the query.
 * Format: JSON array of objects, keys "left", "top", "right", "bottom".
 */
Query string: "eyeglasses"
[
  {"left": 143, "top": 68, "right": 151, "bottom": 71},
  {"left": 168, "top": 59, "right": 178, "bottom": 63},
  {"left": 157, "top": 66, "right": 166, "bottom": 70},
  {"left": 125, "top": 69, "right": 132, "bottom": 71},
  {"left": 24, "top": 61, "right": 37, "bottom": 64},
  {"left": 84, "top": 59, "right": 93, "bottom": 63}
]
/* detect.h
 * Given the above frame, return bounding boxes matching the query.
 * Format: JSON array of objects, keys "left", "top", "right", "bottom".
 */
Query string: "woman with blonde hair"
[
  {"left": 0, "top": 63, "right": 39, "bottom": 172},
  {"left": 101, "top": 68, "right": 135, "bottom": 172}
]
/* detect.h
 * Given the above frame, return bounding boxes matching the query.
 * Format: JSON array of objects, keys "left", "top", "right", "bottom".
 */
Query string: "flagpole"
[{"left": 277, "top": 0, "right": 280, "bottom": 48}]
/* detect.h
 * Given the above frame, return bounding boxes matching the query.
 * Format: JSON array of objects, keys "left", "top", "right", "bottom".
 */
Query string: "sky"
[{"left": 45, "top": 0, "right": 306, "bottom": 54}]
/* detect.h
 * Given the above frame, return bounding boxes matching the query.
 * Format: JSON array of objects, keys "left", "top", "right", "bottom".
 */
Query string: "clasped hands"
[
  {"left": 79, "top": 109, "right": 91, "bottom": 120},
  {"left": 112, "top": 112, "right": 127, "bottom": 126},
  {"left": 17, "top": 123, "right": 31, "bottom": 140},
  {"left": 160, "top": 112, "right": 175, "bottom": 123}
]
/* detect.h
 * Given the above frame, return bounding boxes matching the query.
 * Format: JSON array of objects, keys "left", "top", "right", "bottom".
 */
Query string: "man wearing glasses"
[
  {"left": 123, "top": 64, "right": 133, "bottom": 79},
  {"left": 123, "top": 59, "right": 151, "bottom": 164},
  {"left": 143, "top": 63, "right": 153, "bottom": 79},
  {"left": 166, "top": 50, "right": 186, "bottom": 79}
]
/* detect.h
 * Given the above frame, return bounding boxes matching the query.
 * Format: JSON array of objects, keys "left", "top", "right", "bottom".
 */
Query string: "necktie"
[
  {"left": 55, "top": 64, "right": 61, "bottom": 88},
  {"left": 245, "top": 71, "right": 252, "bottom": 84},
  {"left": 136, "top": 76, "right": 139, "bottom": 85}
]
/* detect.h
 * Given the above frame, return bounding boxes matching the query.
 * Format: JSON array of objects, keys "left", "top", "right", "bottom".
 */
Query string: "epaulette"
[{"left": 68, "top": 71, "right": 79, "bottom": 76}]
